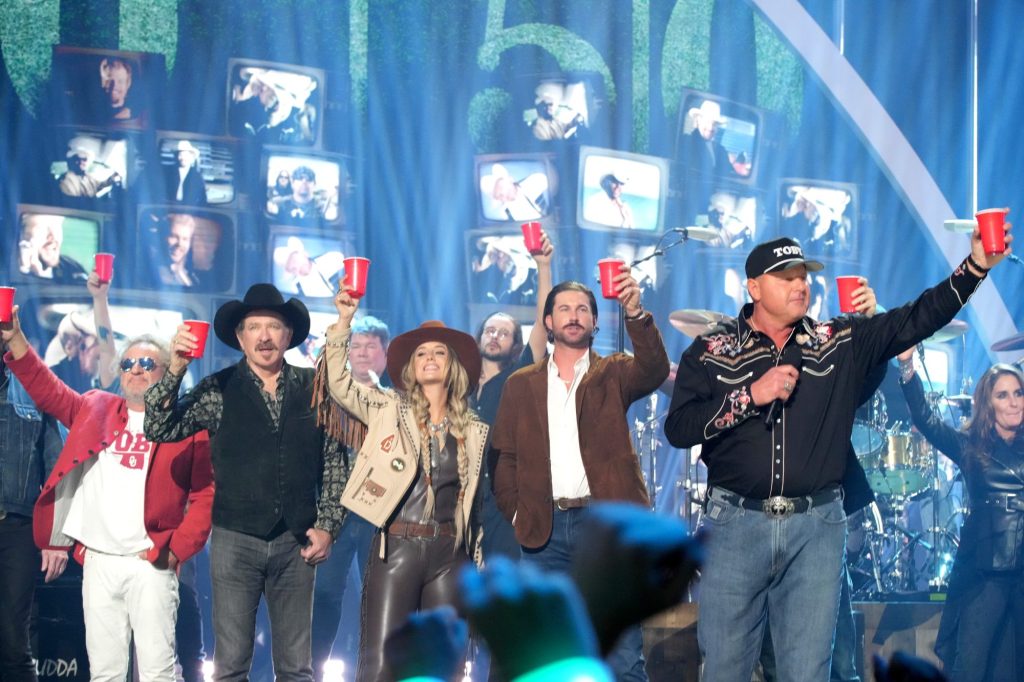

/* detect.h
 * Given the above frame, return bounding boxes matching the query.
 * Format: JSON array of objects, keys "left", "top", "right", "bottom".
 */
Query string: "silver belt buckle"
[{"left": 763, "top": 496, "right": 795, "bottom": 519}]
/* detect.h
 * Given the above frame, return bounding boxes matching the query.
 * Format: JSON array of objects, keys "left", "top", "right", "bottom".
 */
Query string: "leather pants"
[{"left": 356, "top": 532, "right": 465, "bottom": 682}]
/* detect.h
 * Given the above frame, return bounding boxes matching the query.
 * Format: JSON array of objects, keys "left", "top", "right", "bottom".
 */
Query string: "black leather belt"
[
  {"left": 982, "top": 493, "right": 1024, "bottom": 513},
  {"left": 554, "top": 496, "right": 591, "bottom": 511},
  {"left": 387, "top": 521, "right": 455, "bottom": 538},
  {"left": 710, "top": 487, "right": 842, "bottom": 519}
]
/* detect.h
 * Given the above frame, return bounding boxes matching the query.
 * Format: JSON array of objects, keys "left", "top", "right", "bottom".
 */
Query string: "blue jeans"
[
  {"left": 521, "top": 508, "right": 648, "bottom": 682},
  {"left": 209, "top": 526, "right": 316, "bottom": 682},
  {"left": 698, "top": 489, "right": 846, "bottom": 682},
  {"left": 760, "top": 561, "right": 860, "bottom": 682},
  {"left": 310, "top": 515, "right": 374, "bottom": 679}
]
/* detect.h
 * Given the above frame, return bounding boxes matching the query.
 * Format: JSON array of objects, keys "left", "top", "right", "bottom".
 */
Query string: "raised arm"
[
  {"left": 87, "top": 271, "right": 118, "bottom": 390},
  {"left": 895, "top": 348, "right": 967, "bottom": 465},
  {"left": 613, "top": 265, "right": 670, "bottom": 402},
  {"left": 143, "top": 322, "right": 222, "bottom": 442},
  {"left": 527, "top": 230, "right": 554, "bottom": 361},
  {"left": 1, "top": 306, "right": 86, "bottom": 428},
  {"left": 323, "top": 289, "right": 392, "bottom": 424}
]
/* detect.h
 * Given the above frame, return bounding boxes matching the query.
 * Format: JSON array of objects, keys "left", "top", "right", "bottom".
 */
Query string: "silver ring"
[{"left": 784, "top": 382, "right": 792, "bottom": 391}]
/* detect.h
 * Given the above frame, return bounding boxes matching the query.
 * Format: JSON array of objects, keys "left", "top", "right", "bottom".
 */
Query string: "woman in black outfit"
[{"left": 897, "top": 348, "right": 1024, "bottom": 681}]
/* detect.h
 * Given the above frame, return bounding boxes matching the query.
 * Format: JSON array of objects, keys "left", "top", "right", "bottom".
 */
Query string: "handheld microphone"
[{"left": 764, "top": 344, "right": 803, "bottom": 426}]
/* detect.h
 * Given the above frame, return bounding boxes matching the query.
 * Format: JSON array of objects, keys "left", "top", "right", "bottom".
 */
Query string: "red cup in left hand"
[
  {"left": 0, "top": 286, "right": 15, "bottom": 323},
  {"left": 835, "top": 276, "right": 861, "bottom": 314},
  {"left": 975, "top": 207, "right": 1009, "bottom": 255},
  {"left": 94, "top": 253, "right": 115, "bottom": 283},
  {"left": 343, "top": 257, "right": 371, "bottom": 299},
  {"left": 598, "top": 258, "right": 626, "bottom": 299}
]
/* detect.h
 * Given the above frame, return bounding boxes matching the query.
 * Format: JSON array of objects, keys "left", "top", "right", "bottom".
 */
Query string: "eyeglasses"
[
  {"left": 482, "top": 327, "right": 512, "bottom": 340},
  {"left": 119, "top": 357, "right": 159, "bottom": 373}
]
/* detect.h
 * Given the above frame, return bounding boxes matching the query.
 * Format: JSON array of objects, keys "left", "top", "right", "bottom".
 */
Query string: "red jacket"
[{"left": 4, "top": 347, "right": 214, "bottom": 565}]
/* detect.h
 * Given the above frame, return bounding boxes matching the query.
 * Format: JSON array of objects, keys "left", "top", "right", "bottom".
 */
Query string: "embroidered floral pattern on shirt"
[
  {"left": 705, "top": 333, "right": 743, "bottom": 358},
  {"left": 713, "top": 386, "right": 752, "bottom": 429},
  {"left": 811, "top": 322, "right": 833, "bottom": 345}
]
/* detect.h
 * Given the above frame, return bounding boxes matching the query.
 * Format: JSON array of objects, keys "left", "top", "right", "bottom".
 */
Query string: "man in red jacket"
[{"left": 1, "top": 306, "right": 213, "bottom": 682}]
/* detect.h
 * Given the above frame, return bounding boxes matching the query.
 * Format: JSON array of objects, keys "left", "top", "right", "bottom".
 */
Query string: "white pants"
[{"left": 82, "top": 550, "right": 179, "bottom": 682}]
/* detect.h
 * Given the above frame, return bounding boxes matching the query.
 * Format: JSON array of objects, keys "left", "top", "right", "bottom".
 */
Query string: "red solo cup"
[
  {"left": 182, "top": 320, "right": 210, "bottom": 359},
  {"left": 835, "top": 276, "right": 861, "bottom": 314},
  {"left": 598, "top": 258, "right": 626, "bottom": 299},
  {"left": 0, "top": 287, "right": 15, "bottom": 323},
  {"left": 343, "top": 257, "right": 371, "bottom": 299},
  {"left": 521, "top": 221, "right": 543, "bottom": 254},
  {"left": 94, "top": 253, "right": 115, "bottom": 283},
  {"left": 975, "top": 208, "right": 1009, "bottom": 255}
]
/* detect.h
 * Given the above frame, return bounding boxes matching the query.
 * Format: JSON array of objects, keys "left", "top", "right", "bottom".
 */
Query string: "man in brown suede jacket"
[{"left": 491, "top": 269, "right": 669, "bottom": 681}]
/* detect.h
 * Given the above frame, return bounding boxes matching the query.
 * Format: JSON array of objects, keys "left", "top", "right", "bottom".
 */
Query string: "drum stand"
[{"left": 633, "top": 393, "right": 664, "bottom": 508}]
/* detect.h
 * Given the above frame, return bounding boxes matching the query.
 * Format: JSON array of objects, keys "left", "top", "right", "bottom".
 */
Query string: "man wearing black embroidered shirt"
[{"left": 665, "top": 228, "right": 1012, "bottom": 682}]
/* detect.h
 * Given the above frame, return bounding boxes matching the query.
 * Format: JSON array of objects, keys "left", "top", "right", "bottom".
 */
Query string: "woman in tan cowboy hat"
[{"left": 319, "top": 289, "right": 487, "bottom": 682}]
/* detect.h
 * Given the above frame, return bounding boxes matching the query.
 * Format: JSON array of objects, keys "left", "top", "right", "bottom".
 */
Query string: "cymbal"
[
  {"left": 927, "top": 320, "right": 969, "bottom": 343},
  {"left": 992, "top": 331, "right": 1024, "bottom": 352},
  {"left": 944, "top": 394, "right": 974, "bottom": 403},
  {"left": 669, "top": 309, "right": 729, "bottom": 337},
  {"left": 674, "top": 226, "right": 721, "bottom": 242}
]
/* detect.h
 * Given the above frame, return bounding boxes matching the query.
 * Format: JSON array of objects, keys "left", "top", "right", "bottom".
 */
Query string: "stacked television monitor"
[{"left": 6, "top": 46, "right": 360, "bottom": 376}]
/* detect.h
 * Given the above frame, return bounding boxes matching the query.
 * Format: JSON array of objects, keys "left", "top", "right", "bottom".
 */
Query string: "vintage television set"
[
  {"left": 226, "top": 58, "right": 324, "bottom": 147},
  {"left": 261, "top": 147, "right": 352, "bottom": 227},
  {"left": 19, "top": 290, "right": 205, "bottom": 387},
  {"left": 156, "top": 132, "right": 239, "bottom": 206},
  {"left": 688, "top": 184, "right": 766, "bottom": 251},
  {"left": 137, "top": 205, "right": 237, "bottom": 294},
  {"left": 576, "top": 146, "right": 669, "bottom": 233},
  {"left": 777, "top": 178, "right": 859, "bottom": 262},
  {"left": 675, "top": 88, "right": 768, "bottom": 185},
  {"left": 464, "top": 227, "right": 543, "bottom": 318},
  {"left": 516, "top": 72, "right": 607, "bottom": 144},
  {"left": 268, "top": 226, "right": 356, "bottom": 299},
  {"left": 474, "top": 152, "right": 558, "bottom": 226},
  {"left": 49, "top": 127, "right": 140, "bottom": 201},
  {"left": 10, "top": 204, "right": 106, "bottom": 285},
  {"left": 283, "top": 308, "right": 342, "bottom": 369},
  {"left": 49, "top": 46, "right": 164, "bottom": 129}
]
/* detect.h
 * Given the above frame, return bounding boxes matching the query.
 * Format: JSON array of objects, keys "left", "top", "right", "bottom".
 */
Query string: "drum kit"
[{"left": 633, "top": 309, "right": 1024, "bottom": 598}]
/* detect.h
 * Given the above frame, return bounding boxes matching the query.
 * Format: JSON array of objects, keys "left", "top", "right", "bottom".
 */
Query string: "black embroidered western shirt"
[{"left": 664, "top": 259, "right": 985, "bottom": 499}]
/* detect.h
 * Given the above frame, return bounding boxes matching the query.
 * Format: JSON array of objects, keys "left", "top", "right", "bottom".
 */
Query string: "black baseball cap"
[{"left": 745, "top": 237, "right": 824, "bottom": 279}]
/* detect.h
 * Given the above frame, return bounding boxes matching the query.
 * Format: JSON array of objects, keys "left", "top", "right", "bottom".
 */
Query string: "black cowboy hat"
[
  {"left": 385, "top": 321, "right": 482, "bottom": 395},
  {"left": 213, "top": 283, "right": 310, "bottom": 350}
]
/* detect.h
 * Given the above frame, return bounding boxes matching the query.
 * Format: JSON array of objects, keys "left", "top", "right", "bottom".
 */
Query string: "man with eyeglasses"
[
  {"left": 0, "top": 308, "right": 213, "bottom": 682},
  {"left": 469, "top": 232, "right": 554, "bottom": 566}
]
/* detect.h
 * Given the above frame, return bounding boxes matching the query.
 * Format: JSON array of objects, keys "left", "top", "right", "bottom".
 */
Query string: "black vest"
[{"left": 209, "top": 361, "right": 324, "bottom": 539}]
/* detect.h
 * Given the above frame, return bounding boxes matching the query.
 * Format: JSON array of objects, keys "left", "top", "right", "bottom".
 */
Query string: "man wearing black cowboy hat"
[
  {"left": 665, "top": 231, "right": 1012, "bottom": 682},
  {"left": 144, "top": 283, "right": 347, "bottom": 682}
]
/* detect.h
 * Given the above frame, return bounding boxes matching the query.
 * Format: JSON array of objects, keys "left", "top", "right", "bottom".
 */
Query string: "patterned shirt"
[
  {"left": 666, "top": 258, "right": 986, "bottom": 499},
  {"left": 144, "top": 360, "right": 347, "bottom": 538}
]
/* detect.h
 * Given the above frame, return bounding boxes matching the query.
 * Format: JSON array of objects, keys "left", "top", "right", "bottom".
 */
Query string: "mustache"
[{"left": 256, "top": 342, "right": 278, "bottom": 351}]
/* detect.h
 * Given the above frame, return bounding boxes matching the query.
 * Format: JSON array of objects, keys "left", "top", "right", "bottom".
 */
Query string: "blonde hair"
[{"left": 399, "top": 343, "right": 474, "bottom": 548}]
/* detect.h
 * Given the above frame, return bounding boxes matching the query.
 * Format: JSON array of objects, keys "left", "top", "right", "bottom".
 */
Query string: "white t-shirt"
[{"left": 62, "top": 409, "right": 153, "bottom": 555}]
